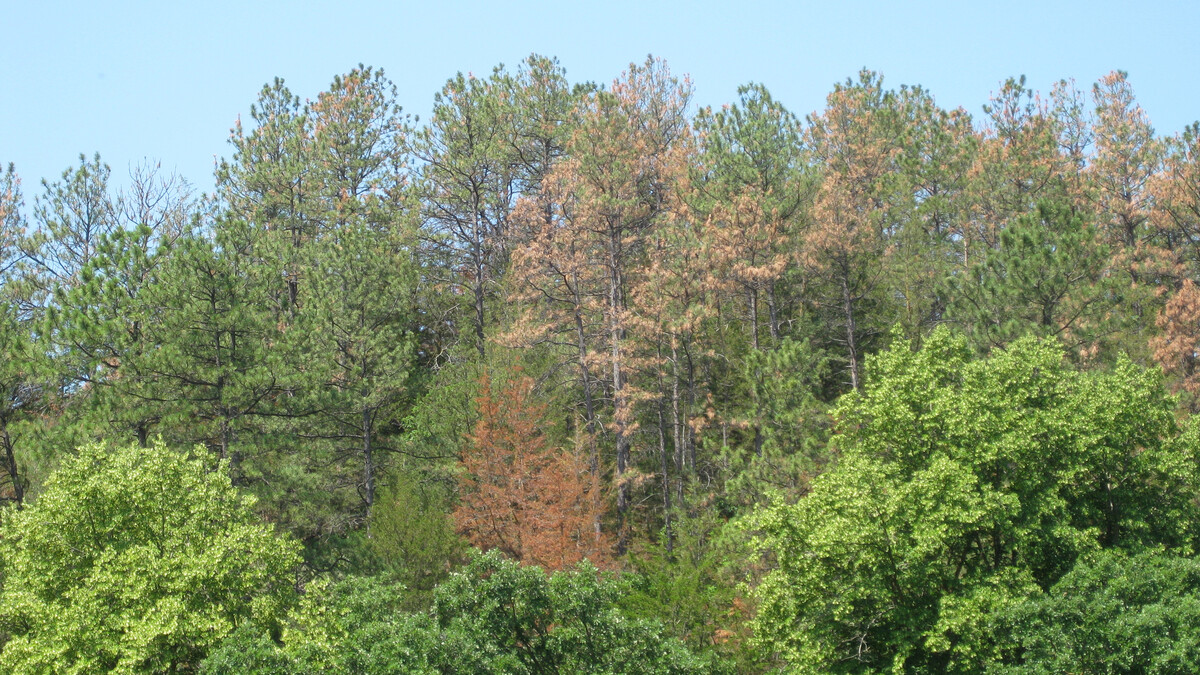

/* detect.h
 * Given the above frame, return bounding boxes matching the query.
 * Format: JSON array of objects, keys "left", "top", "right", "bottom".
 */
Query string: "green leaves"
[
  {"left": 749, "top": 328, "right": 1200, "bottom": 672},
  {"left": 992, "top": 549, "right": 1200, "bottom": 674},
  {"left": 0, "top": 439, "right": 300, "bottom": 674},
  {"left": 201, "top": 550, "right": 715, "bottom": 675}
]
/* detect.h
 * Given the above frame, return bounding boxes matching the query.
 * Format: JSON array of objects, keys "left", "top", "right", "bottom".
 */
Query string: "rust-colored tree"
[
  {"left": 625, "top": 137, "right": 722, "bottom": 550},
  {"left": 694, "top": 83, "right": 809, "bottom": 350},
  {"left": 1088, "top": 71, "right": 1166, "bottom": 355},
  {"left": 506, "top": 57, "right": 692, "bottom": 553},
  {"left": 1090, "top": 71, "right": 1161, "bottom": 256},
  {"left": 1151, "top": 124, "right": 1200, "bottom": 283},
  {"left": 455, "top": 370, "right": 611, "bottom": 570},
  {"left": 1151, "top": 280, "right": 1200, "bottom": 405},
  {"left": 1148, "top": 124, "right": 1200, "bottom": 388}
]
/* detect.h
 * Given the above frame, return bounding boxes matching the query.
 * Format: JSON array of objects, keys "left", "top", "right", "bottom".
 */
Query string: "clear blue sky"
[{"left": 4, "top": 0, "right": 1198, "bottom": 197}]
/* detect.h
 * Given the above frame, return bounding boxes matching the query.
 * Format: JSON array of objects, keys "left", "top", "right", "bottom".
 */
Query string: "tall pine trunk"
[
  {"left": 840, "top": 264, "right": 860, "bottom": 390},
  {"left": 609, "top": 226, "right": 630, "bottom": 555},
  {"left": 362, "top": 406, "right": 375, "bottom": 517},
  {"left": 1, "top": 426, "right": 23, "bottom": 508}
]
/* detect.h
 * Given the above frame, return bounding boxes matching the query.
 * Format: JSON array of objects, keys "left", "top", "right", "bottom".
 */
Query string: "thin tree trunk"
[
  {"left": 219, "top": 416, "right": 232, "bottom": 467},
  {"left": 473, "top": 218, "right": 488, "bottom": 360},
  {"left": 671, "top": 342, "right": 684, "bottom": 505},
  {"left": 473, "top": 276, "right": 487, "bottom": 360},
  {"left": 767, "top": 281, "right": 780, "bottom": 343},
  {"left": 613, "top": 328, "right": 629, "bottom": 555},
  {"left": 747, "top": 286, "right": 760, "bottom": 351},
  {"left": 572, "top": 280, "right": 602, "bottom": 543},
  {"left": 683, "top": 340, "right": 698, "bottom": 474},
  {"left": 609, "top": 231, "right": 629, "bottom": 555},
  {"left": 573, "top": 287, "right": 598, "bottom": 473},
  {"left": 363, "top": 407, "right": 375, "bottom": 516},
  {"left": 841, "top": 269, "right": 860, "bottom": 390},
  {"left": 1, "top": 426, "right": 24, "bottom": 508},
  {"left": 288, "top": 224, "right": 302, "bottom": 312},
  {"left": 656, "top": 340, "right": 673, "bottom": 555},
  {"left": 658, "top": 390, "right": 673, "bottom": 556},
  {"left": 1104, "top": 477, "right": 1119, "bottom": 547}
]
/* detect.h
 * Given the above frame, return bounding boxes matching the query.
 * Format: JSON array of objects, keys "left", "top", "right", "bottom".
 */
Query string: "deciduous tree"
[
  {"left": 750, "top": 329, "right": 1199, "bottom": 672},
  {"left": 0, "top": 439, "right": 300, "bottom": 674}
]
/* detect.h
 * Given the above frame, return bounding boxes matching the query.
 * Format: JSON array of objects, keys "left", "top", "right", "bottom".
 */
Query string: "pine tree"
[
  {"left": 414, "top": 68, "right": 521, "bottom": 359},
  {"left": 886, "top": 85, "right": 977, "bottom": 336},
  {"left": 0, "top": 167, "right": 37, "bottom": 505},
  {"left": 217, "top": 78, "right": 313, "bottom": 314},
  {"left": 950, "top": 201, "right": 1111, "bottom": 353},
  {"left": 455, "top": 370, "right": 610, "bottom": 570},
  {"left": 693, "top": 83, "right": 809, "bottom": 350},
  {"left": 1090, "top": 72, "right": 1162, "bottom": 266},
  {"left": 969, "top": 76, "right": 1072, "bottom": 252},
  {"left": 1151, "top": 279, "right": 1200, "bottom": 402},
  {"left": 296, "top": 217, "right": 418, "bottom": 519},
  {"left": 802, "top": 71, "right": 899, "bottom": 390},
  {"left": 508, "top": 57, "right": 692, "bottom": 551},
  {"left": 136, "top": 219, "right": 280, "bottom": 480},
  {"left": 21, "top": 153, "right": 118, "bottom": 296},
  {"left": 45, "top": 164, "right": 196, "bottom": 445}
]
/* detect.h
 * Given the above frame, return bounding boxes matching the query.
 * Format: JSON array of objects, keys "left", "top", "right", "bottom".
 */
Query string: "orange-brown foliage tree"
[
  {"left": 1149, "top": 122, "right": 1200, "bottom": 399},
  {"left": 1151, "top": 280, "right": 1200, "bottom": 403},
  {"left": 506, "top": 57, "right": 692, "bottom": 552},
  {"left": 969, "top": 76, "right": 1072, "bottom": 253},
  {"left": 454, "top": 370, "right": 611, "bottom": 570},
  {"left": 1090, "top": 71, "right": 1162, "bottom": 257},
  {"left": 1087, "top": 71, "right": 1166, "bottom": 352}
]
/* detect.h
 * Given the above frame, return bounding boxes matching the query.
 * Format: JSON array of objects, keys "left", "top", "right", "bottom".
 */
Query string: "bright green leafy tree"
[
  {"left": 0, "top": 439, "right": 301, "bottom": 674},
  {"left": 749, "top": 328, "right": 1200, "bottom": 672}
]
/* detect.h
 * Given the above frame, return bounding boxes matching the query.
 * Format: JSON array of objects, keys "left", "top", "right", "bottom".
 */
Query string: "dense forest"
[{"left": 3, "top": 55, "right": 1200, "bottom": 672}]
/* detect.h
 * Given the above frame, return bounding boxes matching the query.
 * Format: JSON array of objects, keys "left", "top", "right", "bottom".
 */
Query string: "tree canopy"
[
  {"left": 750, "top": 329, "right": 1200, "bottom": 672},
  {"left": 4, "top": 58, "right": 1200, "bottom": 673},
  {"left": 0, "top": 440, "right": 300, "bottom": 674}
]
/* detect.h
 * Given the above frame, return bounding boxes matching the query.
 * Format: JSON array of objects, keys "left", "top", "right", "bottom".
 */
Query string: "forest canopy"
[{"left": 3, "top": 57, "right": 1200, "bottom": 672}]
